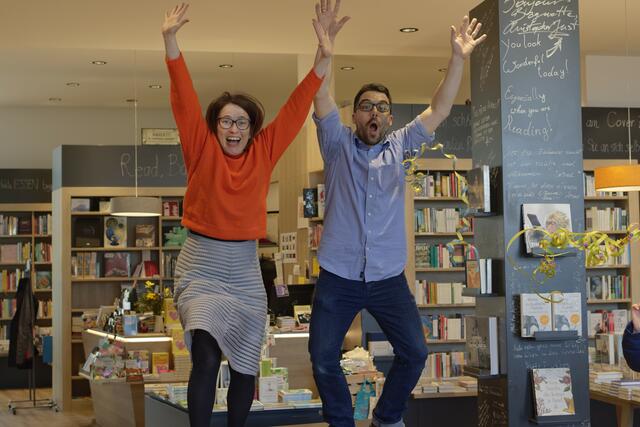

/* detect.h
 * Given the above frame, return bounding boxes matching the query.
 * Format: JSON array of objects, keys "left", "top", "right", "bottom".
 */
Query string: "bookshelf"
[
  {"left": 52, "top": 187, "right": 185, "bottom": 409},
  {"left": 403, "top": 158, "right": 474, "bottom": 378},
  {"left": 0, "top": 203, "right": 52, "bottom": 360},
  {"left": 304, "top": 170, "right": 324, "bottom": 282},
  {"left": 583, "top": 159, "right": 640, "bottom": 344}
]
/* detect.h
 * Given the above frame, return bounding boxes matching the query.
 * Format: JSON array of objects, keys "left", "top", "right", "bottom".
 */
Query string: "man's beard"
[{"left": 356, "top": 119, "right": 388, "bottom": 146}]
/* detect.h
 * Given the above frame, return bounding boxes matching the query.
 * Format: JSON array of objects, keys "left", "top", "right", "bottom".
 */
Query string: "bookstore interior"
[{"left": 3, "top": 0, "right": 640, "bottom": 426}]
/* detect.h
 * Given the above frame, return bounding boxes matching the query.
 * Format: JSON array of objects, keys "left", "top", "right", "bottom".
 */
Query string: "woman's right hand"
[{"left": 162, "top": 3, "right": 190, "bottom": 37}]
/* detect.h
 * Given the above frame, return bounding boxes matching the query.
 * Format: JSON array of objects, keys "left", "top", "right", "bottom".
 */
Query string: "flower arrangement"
[{"left": 134, "top": 281, "right": 163, "bottom": 315}]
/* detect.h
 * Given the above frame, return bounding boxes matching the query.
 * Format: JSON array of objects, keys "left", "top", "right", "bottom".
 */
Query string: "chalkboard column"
[{"left": 470, "top": 0, "right": 588, "bottom": 425}]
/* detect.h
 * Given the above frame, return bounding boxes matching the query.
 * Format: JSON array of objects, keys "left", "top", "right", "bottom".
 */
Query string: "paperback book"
[{"left": 531, "top": 368, "right": 575, "bottom": 417}]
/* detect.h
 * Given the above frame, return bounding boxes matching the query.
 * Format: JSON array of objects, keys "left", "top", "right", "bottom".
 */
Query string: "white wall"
[
  {"left": 0, "top": 106, "right": 176, "bottom": 168},
  {"left": 584, "top": 55, "right": 640, "bottom": 107}
]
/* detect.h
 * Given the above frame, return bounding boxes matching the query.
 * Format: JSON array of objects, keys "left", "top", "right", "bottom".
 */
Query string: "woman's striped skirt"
[{"left": 173, "top": 232, "right": 267, "bottom": 375}]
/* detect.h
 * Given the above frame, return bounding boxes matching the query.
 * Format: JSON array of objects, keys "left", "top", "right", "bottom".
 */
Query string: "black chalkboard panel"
[
  {"left": 0, "top": 169, "right": 51, "bottom": 203},
  {"left": 53, "top": 145, "right": 186, "bottom": 190},
  {"left": 582, "top": 107, "right": 640, "bottom": 159}
]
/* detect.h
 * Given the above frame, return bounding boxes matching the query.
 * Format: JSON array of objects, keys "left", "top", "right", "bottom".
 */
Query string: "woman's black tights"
[{"left": 187, "top": 329, "right": 256, "bottom": 427}]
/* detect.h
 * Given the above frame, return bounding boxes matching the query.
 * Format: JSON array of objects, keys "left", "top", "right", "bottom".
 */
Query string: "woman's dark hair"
[
  {"left": 353, "top": 83, "right": 392, "bottom": 111},
  {"left": 205, "top": 92, "right": 265, "bottom": 145}
]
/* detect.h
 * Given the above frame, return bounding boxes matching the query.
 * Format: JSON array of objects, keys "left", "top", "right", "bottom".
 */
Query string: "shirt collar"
[{"left": 353, "top": 134, "right": 389, "bottom": 152}]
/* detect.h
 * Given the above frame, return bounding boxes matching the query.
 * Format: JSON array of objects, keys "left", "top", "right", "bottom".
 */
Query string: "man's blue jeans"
[{"left": 309, "top": 269, "right": 428, "bottom": 427}]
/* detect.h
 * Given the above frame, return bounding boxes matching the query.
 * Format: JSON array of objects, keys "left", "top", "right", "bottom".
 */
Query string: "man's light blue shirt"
[{"left": 313, "top": 109, "right": 435, "bottom": 282}]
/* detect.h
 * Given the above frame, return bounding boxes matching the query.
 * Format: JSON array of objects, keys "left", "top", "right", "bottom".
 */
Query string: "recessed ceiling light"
[
  {"left": 438, "top": 67, "right": 448, "bottom": 73},
  {"left": 66, "top": 82, "right": 80, "bottom": 87},
  {"left": 125, "top": 98, "right": 138, "bottom": 103},
  {"left": 219, "top": 64, "right": 233, "bottom": 69},
  {"left": 340, "top": 66, "right": 355, "bottom": 71},
  {"left": 400, "top": 27, "right": 419, "bottom": 33},
  {"left": 148, "top": 84, "right": 162, "bottom": 89},
  {"left": 49, "top": 97, "right": 62, "bottom": 102},
  {"left": 90, "top": 60, "right": 108, "bottom": 65}
]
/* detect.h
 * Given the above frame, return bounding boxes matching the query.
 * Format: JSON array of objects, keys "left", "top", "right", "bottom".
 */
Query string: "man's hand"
[
  {"left": 632, "top": 304, "right": 640, "bottom": 333},
  {"left": 451, "top": 16, "right": 487, "bottom": 60}
]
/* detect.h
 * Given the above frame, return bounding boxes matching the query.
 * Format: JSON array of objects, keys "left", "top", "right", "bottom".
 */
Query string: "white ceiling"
[{"left": 1, "top": 0, "right": 639, "bottom": 109}]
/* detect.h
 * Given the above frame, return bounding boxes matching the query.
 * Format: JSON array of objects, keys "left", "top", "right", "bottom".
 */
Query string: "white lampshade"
[{"left": 110, "top": 196, "right": 162, "bottom": 217}]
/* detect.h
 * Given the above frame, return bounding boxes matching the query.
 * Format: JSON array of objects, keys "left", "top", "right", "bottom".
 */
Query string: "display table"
[
  {"left": 81, "top": 329, "right": 182, "bottom": 427},
  {"left": 144, "top": 392, "right": 324, "bottom": 427},
  {"left": 590, "top": 390, "right": 640, "bottom": 427}
]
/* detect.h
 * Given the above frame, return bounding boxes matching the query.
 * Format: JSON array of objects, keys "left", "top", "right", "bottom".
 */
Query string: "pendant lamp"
[
  {"left": 110, "top": 51, "right": 162, "bottom": 217},
  {"left": 594, "top": 0, "right": 640, "bottom": 192}
]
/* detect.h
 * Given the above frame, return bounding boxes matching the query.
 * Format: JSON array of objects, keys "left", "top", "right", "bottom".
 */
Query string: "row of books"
[
  {"left": 585, "top": 207, "right": 628, "bottom": 232},
  {"left": 415, "top": 376, "right": 477, "bottom": 394},
  {"left": 34, "top": 242, "right": 52, "bottom": 262},
  {"left": 592, "top": 244, "right": 630, "bottom": 266},
  {"left": 1, "top": 269, "right": 26, "bottom": 292},
  {"left": 162, "top": 200, "right": 182, "bottom": 217},
  {"left": 594, "top": 333, "right": 624, "bottom": 365},
  {"left": 308, "top": 223, "right": 323, "bottom": 250},
  {"left": 0, "top": 215, "right": 31, "bottom": 236},
  {"left": 583, "top": 173, "right": 626, "bottom": 197},
  {"left": 71, "top": 252, "right": 160, "bottom": 279},
  {"left": 0, "top": 298, "right": 17, "bottom": 319},
  {"left": 520, "top": 293, "right": 582, "bottom": 337},
  {"left": 413, "top": 172, "right": 467, "bottom": 198},
  {"left": 421, "top": 351, "right": 465, "bottom": 379},
  {"left": 587, "top": 274, "right": 630, "bottom": 300},
  {"left": 0, "top": 242, "right": 31, "bottom": 264},
  {"left": 414, "top": 281, "right": 474, "bottom": 305},
  {"left": 163, "top": 253, "right": 178, "bottom": 279},
  {"left": 34, "top": 214, "right": 52, "bottom": 235},
  {"left": 421, "top": 314, "right": 465, "bottom": 340},
  {"left": 414, "top": 208, "right": 472, "bottom": 233},
  {"left": 588, "top": 309, "right": 629, "bottom": 336},
  {"left": 37, "top": 300, "right": 52, "bottom": 319},
  {"left": 465, "top": 258, "right": 493, "bottom": 294},
  {"left": 415, "top": 243, "right": 456, "bottom": 269}
]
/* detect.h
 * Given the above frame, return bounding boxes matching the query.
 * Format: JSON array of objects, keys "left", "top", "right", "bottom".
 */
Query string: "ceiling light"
[
  {"left": 66, "top": 82, "right": 80, "bottom": 87},
  {"left": 148, "top": 84, "right": 162, "bottom": 89},
  {"left": 340, "top": 66, "right": 355, "bottom": 71},
  {"left": 48, "top": 97, "right": 62, "bottom": 102},
  {"left": 219, "top": 64, "right": 233, "bottom": 69},
  {"left": 90, "top": 60, "right": 108, "bottom": 65},
  {"left": 400, "top": 27, "right": 419, "bottom": 33},
  {"left": 594, "top": 0, "right": 640, "bottom": 192},
  {"left": 111, "top": 51, "right": 161, "bottom": 217}
]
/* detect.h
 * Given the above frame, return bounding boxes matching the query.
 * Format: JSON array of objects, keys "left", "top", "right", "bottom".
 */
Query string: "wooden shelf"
[
  {"left": 418, "top": 303, "right": 475, "bottom": 308},
  {"left": 586, "top": 265, "right": 630, "bottom": 269},
  {"left": 0, "top": 262, "right": 27, "bottom": 266},
  {"left": 71, "top": 339, "right": 83, "bottom": 344},
  {"left": 584, "top": 196, "right": 628, "bottom": 201},
  {"left": 34, "top": 234, "right": 52, "bottom": 238},
  {"left": 34, "top": 261, "right": 51, "bottom": 265},
  {"left": 426, "top": 339, "right": 466, "bottom": 344},
  {"left": 72, "top": 246, "right": 161, "bottom": 252},
  {"left": 34, "top": 289, "right": 52, "bottom": 293},
  {"left": 71, "top": 375, "right": 86, "bottom": 381},
  {"left": 72, "top": 277, "right": 161, "bottom": 282},
  {"left": 416, "top": 267, "right": 465, "bottom": 272},
  {"left": 71, "top": 211, "right": 109, "bottom": 216},
  {"left": 0, "top": 234, "right": 33, "bottom": 238},
  {"left": 415, "top": 232, "right": 473, "bottom": 237},
  {"left": 587, "top": 299, "right": 631, "bottom": 304},
  {"left": 414, "top": 197, "right": 466, "bottom": 202},
  {"left": 161, "top": 246, "right": 183, "bottom": 251}
]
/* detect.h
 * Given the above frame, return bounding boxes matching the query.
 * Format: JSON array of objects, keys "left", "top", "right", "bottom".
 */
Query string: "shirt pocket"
[{"left": 376, "top": 163, "right": 402, "bottom": 193}]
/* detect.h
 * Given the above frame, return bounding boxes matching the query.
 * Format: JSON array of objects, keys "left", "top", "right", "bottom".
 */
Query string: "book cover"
[
  {"left": 104, "top": 216, "right": 127, "bottom": 248},
  {"left": 520, "top": 293, "right": 552, "bottom": 337},
  {"left": 171, "top": 328, "right": 189, "bottom": 356},
  {"left": 589, "top": 276, "right": 604, "bottom": 300},
  {"left": 123, "top": 314, "right": 138, "bottom": 336},
  {"left": 467, "top": 165, "right": 490, "bottom": 212},
  {"left": 35, "top": 271, "right": 52, "bottom": 290},
  {"left": 302, "top": 188, "right": 318, "bottom": 218},
  {"left": 551, "top": 292, "right": 582, "bottom": 336},
  {"left": 151, "top": 352, "right": 170, "bottom": 374},
  {"left": 104, "top": 252, "right": 130, "bottom": 277},
  {"left": 135, "top": 224, "right": 155, "bottom": 247},
  {"left": 421, "top": 315, "right": 434, "bottom": 339},
  {"left": 465, "top": 259, "right": 481, "bottom": 289},
  {"left": 522, "top": 204, "right": 572, "bottom": 254},
  {"left": 531, "top": 368, "right": 575, "bottom": 417},
  {"left": 74, "top": 217, "right": 102, "bottom": 247},
  {"left": 293, "top": 305, "right": 311, "bottom": 328},
  {"left": 465, "top": 316, "right": 498, "bottom": 375}
]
